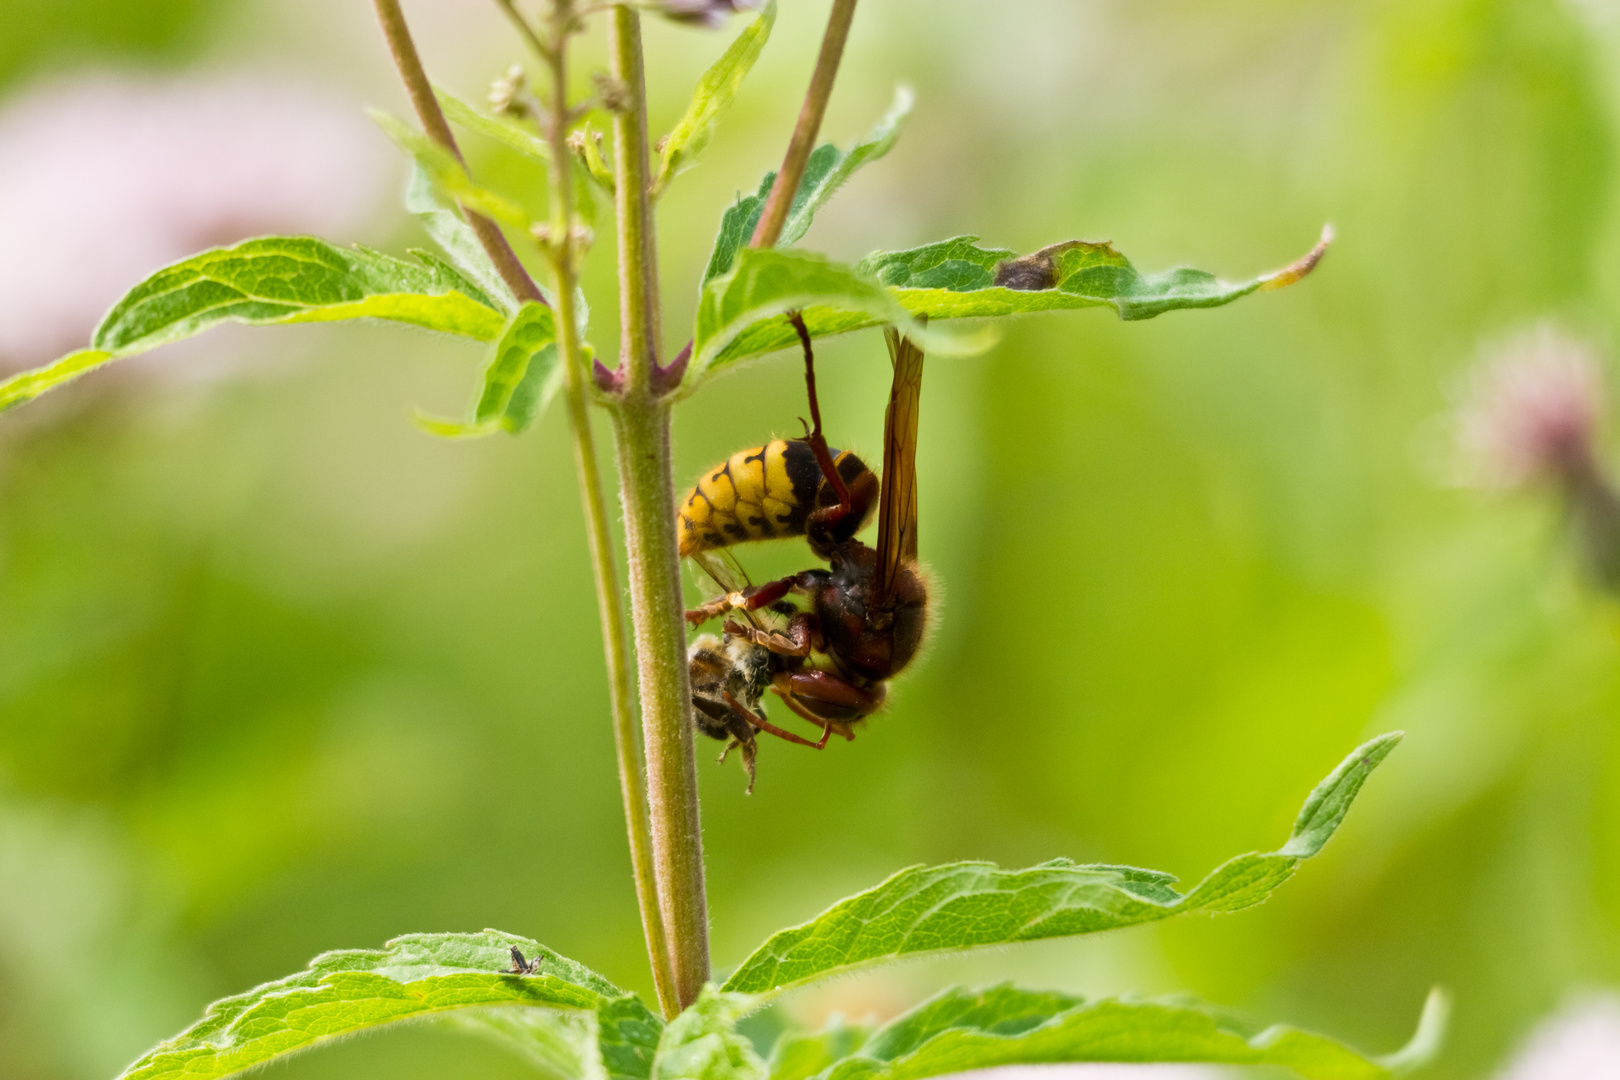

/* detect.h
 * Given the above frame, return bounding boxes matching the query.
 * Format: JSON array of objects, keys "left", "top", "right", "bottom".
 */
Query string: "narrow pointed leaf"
[
  {"left": 406, "top": 163, "right": 518, "bottom": 312},
  {"left": 800, "top": 983, "right": 1445, "bottom": 1080},
  {"left": 721, "top": 733, "right": 1400, "bottom": 998},
  {"left": 371, "top": 109, "right": 537, "bottom": 232},
  {"left": 415, "top": 301, "right": 562, "bottom": 438},
  {"left": 778, "top": 86, "right": 912, "bottom": 249},
  {"left": 437, "top": 84, "right": 551, "bottom": 164},
  {"left": 0, "top": 237, "right": 504, "bottom": 414},
  {"left": 655, "top": 0, "right": 777, "bottom": 196},
  {"left": 116, "top": 930, "right": 654, "bottom": 1080},
  {"left": 702, "top": 86, "right": 912, "bottom": 289}
]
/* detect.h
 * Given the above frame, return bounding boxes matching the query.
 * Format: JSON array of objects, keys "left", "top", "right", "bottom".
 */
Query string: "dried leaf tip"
[{"left": 1257, "top": 223, "right": 1333, "bottom": 292}]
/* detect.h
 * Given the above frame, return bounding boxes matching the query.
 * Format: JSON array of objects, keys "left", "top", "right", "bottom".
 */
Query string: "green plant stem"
[
  {"left": 371, "top": 0, "right": 546, "bottom": 306},
  {"left": 530, "top": 0, "right": 680, "bottom": 1019},
  {"left": 748, "top": 0, "right": 859, "bottom": 249},
  {"left": 607, "top": 2, "right": 710, "bottom": 1013}
]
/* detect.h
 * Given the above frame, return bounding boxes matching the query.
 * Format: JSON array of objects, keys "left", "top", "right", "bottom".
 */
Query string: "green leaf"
[
  {"left": 117, "top": 929, "right": 660, "bottom": 1080},
  {"left": 767, "top": 1018, "right": 875, "bottom": 1080},
  {"left": 414, "top": 301, "right": 563, "bottom": 438},
  {"left": 653, "top": 989, "right": 767, "bottom": 1080},
  {"left": 701, "top": 87, "right": 913, "bottom": 288},
  {"left": 449, "top": 1009, "right": 599, "bottom": 1080},
  {"left": 689, "top": 227, "right": 1329, "bottom": 387},
  {"left": 721, "top": 733, "right": 1400, "bottom": 998},
  {"left": 778, "top": 86, "right": 912, "bottom": 249},
  {"left": 371, "top": 109, "right": 537, "bottom": 232},
  {"left": 406, "top": 163, "right": 518, "bottom": 312},
  {"left": 437, "top": 84, "right": 551, "bottom": 164},
  {"left": 690, "top": 248, "right": 994, "bottom": 388},
  {"left": 654, "top": 0, "right": 777, "bottom": 197},
  {"left": 0, "top": 237, "right": 505, "bottom": 414},
  {"left": 864, "top": 228, "right": 1333, "bottom": 323},
  {"left": 802, "top": 983, "right": 1447, "bottom": 1080}
]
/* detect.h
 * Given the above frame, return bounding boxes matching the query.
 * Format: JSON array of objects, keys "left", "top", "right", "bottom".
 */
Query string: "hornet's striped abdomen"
[{"left": 678, "top": 439, "right": 875, "bottom": 557}]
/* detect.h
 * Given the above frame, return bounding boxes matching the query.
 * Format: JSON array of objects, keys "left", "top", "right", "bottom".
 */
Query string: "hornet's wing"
[{"left": 875, "top": 326, "right": 924, "bottom": 604}]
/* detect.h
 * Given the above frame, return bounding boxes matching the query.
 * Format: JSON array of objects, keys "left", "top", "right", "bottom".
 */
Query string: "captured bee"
[
  {"left": 686, "top": 579, "right": 805, "bottom": 792},
  {"left": 686, "top": 319, "right": 931, "bottom": 750}
]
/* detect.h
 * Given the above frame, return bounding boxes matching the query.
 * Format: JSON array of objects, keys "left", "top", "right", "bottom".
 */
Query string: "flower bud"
[{"left": 489, "top": 65, "right": 530, "bottom": 118}]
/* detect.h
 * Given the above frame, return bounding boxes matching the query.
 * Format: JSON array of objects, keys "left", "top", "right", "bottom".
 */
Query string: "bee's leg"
[
  {"left": 721, "top": 612, "right": 818, "bottom": 657},
  {"left": 725, "top": 690, "right": 831, "bottom": 750},
  {"left": 715, "top": 712, "right": 759, "bottom": 793}
]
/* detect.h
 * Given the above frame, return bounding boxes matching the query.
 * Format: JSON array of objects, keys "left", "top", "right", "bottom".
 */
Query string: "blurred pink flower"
[
  {"left": 655, "top": 0, "right": 765, "bottom": 29},
  {"left": 0, "top": 71, "right": 390, "bottom": 373},
  {"left": 1455, "top": 325, "right": 1607, "bottom": 490},
  {"left": 1497, "top": 994, "right": 1620, "bottom": 1078}
]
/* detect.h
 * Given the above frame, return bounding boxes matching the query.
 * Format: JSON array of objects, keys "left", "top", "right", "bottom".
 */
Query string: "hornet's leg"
[{"left": 788, "top": 312, "right": 855, "bottom": 531}]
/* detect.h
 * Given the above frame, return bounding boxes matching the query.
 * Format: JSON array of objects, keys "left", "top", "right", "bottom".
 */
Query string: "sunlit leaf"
[
  {"left": 721, "top": 733, "right": 1399, "bottom": 998},
  {"left": 654, "top": 0, "right": 777, "bottom": 197},
  {"left": 116, "top": 930, "right": 659, "bottom": 1080},
  {"left": 799, "top": 983, "right": 1447, "bottom": 1080},
  {"left": 652, "top": 989, "right": 766, "bottom": 1080},
  {"left": 701, "top": 86, "right": 913, "bottom": 288},
  {"left": 0, "top": 237, "right": 505, "bottom": 414},
  {"left": 414, "top": 301, "right": 562, "bottom": 438}
]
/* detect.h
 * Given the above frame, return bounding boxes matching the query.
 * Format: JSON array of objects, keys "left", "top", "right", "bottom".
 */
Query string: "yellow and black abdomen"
[{"left": 678, "top": 439, "right": 874, "bottom": 557}]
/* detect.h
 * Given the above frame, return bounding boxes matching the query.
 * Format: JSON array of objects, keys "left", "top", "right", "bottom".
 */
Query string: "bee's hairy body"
[{"left": 677, "top": 439, "right": 875, "bottom": 557}]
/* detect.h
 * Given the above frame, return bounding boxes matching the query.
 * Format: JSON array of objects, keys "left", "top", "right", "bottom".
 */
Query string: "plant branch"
[
  {"left": 521, "top": 0, "right": 681, "bottom": 1019},
  {"left": 495, "top": 0, "right": 557, "bottom": 63},
  {"left": 371, "top": 0, "right": 547, "bottom": 306},
  {"left": 748, "top": 0, "right": 858, "bottom": 249},
  {"left": 607, "top": 2, "right": 711, "bottom": 1013}
]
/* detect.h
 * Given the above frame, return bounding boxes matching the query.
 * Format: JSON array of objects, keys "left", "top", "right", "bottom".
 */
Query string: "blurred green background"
[{"left": 3, "top": 0, "right": 1619, "bottom": 1077}]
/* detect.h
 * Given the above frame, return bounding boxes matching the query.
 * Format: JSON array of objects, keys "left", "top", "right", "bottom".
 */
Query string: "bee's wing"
[
  {"left": 692, "top": 548, "right": 751, "bottom": 595},
  {"left": 690, "top": 548, "right": 773, "bottom": 631},
  {"left": 875, "top": 326, "right": 924, "bottom": 603}
]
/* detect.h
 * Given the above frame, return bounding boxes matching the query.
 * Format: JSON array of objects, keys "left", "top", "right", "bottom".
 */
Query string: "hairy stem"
[
  {"left": 748, "top": 0, "right": 859, "bottom": 249},
  {"left": 529, "top": 0, "right": 679, "bottom": 1018},
  {"left": 608, "top": 3, "right": 710, "bottom": 1011},
  {"left": 371, "top": 0, "right": 546, "bottom": 305}
]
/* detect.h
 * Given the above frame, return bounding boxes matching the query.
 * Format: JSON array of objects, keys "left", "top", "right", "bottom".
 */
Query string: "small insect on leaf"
[{"left": 508, "top": 945, "right": 542, "bottom": 975}]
